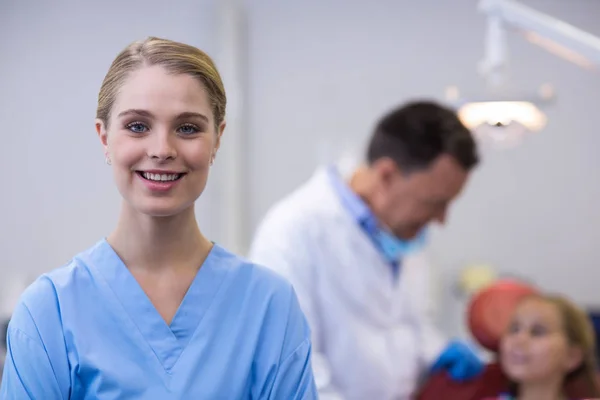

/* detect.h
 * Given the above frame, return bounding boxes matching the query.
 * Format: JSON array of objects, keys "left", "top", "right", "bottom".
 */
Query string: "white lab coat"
[{"left": 248, "top": 166, "right": 448, "bottom": 400}]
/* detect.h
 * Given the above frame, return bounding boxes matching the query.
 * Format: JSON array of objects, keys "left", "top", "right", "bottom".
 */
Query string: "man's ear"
[{"left": 373, "top": 157, "right": 401, "bottom": 186}]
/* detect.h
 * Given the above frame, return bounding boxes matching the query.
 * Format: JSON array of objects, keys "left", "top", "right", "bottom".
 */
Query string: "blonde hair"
[
  {"left": 511, "top": 294, "right": 600, "bottom": 397},
  {"left": 96, "top": 37, "right": 226, "bottom": 129}
]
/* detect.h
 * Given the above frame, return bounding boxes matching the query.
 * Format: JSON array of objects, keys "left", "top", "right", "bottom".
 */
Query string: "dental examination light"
[{"left": 448, "top": 0, "right": 600, "bottom": 146}]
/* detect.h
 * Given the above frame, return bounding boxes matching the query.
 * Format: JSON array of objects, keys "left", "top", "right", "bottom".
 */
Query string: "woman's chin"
[
  {"left": 129, "top": 199, "right": 196, "bottom": 219},
  {"left": 502, "top": 364, "right": 535, "bottom": 384}
]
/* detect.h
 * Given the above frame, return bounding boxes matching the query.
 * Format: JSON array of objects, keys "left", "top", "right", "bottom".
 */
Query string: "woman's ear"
[
  {"left": 215, "top": 120, "right": 226, "bottom": 151},
  {"left": 96, "top": 119, "right": 109, "bottom": 150}
]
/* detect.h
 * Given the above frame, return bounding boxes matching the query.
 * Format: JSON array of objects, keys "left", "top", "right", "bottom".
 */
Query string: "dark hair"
[{"left": 366, "top": 100, "right": 479, "bottom": 173}]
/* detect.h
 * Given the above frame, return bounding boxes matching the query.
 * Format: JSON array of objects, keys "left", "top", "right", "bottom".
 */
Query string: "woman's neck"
[
  {"left": 518, "top": 380, "right": 564, "bottom": 400},
  {"left": 107, "top": 202, "right": 211, "bottom": 273}
]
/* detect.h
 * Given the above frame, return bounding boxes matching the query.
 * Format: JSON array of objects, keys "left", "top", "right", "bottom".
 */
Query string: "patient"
[{"left": 485, "top": 294, "right": 600, "bottom": 400}]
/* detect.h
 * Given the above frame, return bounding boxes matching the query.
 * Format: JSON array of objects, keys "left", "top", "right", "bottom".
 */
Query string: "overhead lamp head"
[
  {"left": 457, "top": 100, "right": 547, "bottom": 132},
  {"left": 445, "top": 85, "right": 553, "bottom": 147}
]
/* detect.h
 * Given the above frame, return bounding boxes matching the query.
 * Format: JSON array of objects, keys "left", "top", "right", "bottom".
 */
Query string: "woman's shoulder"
[
  {"left": 17, "top": 261, "right": 81, "bottom": 311},
  {"left": 212, "top": 244, "right": 307, "bottom": 322},
  {"left": 7, "top": 266, "right": 78, "bottom": 347},
  {"left": 213, "top": 246, "right": 312, "bottom": 356},
  {"left": 10, "top": 240, "right": 106, "bottom": 328},
  {"left": 212, "top": 243, "right": 295, "bottom": 295}
]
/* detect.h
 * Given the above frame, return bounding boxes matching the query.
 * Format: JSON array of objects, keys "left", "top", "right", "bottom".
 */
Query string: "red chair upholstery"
[
  {"left": 415, "top": 279, "right": 600, "bottom": 399},
  {"left": 468, "top": 280, "right": 537, "bottom": 353},
  {"left": 416, "top": 362, "right": 599, "bottom": 400},
  {"left": 416, "top": 362, "right": 509, "bottom": 400}
]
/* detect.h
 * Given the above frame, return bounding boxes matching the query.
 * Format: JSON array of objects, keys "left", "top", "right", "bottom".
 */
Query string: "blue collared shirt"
[{"left": 326, "top": 166, "right": 401, "bottom": 275}]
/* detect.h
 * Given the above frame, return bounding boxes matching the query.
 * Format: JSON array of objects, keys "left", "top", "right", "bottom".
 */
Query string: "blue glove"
[{"left": 430, "top": 340, "right": 484, "bottom": 381}]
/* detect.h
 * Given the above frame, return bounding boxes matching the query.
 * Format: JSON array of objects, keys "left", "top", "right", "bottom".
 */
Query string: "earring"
[
  {"left": 105, "top": 156, "right": 112, "bottom": 165},
  {"left": 210, "top": 155, "right": 216, "bottom": 166}
]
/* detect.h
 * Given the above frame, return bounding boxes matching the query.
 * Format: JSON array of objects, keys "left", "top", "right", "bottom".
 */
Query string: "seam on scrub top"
[
  {"left": 22, "top": 299, "right": 67, "bottom": 386},
  {"left": 280, "top": 338, "right": 311, "bottom": 366},
  {"left": 41, "top": 275, "right": 73, "bottom": 381},
  {"left": 5, "top": 327, "right": 38, "bottom": 400},
  {"left": 8, "top": 325, "right": 66, "bottom": 399},
  {"left": 279, "top": 286, "right": 312, "bottom": 364},
  {"left": 266, "top": 338, "right": 312, "bottom": 400}
]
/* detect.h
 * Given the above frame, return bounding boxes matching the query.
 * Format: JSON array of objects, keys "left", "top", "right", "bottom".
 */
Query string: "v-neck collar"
[{"left": 81, "top": 239, "right": 230, "bottom": 372}]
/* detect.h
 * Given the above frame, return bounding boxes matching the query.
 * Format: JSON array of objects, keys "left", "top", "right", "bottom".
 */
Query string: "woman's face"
[
  {"left": 500, "top": 298, "right": 581, "bottom": 384},
  {"left": 96, "top": 65, "right": 224, "bottom": 217}
]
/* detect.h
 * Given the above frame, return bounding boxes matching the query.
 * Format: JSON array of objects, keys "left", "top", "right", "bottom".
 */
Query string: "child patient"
[{"left": 485, "top": 294, "right": 600, "bottom": 400}]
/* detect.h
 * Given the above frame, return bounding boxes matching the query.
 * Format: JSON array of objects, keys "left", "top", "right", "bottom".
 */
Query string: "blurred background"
[{"left": 1, "top": 0, "right": 599, "bottom": 358}]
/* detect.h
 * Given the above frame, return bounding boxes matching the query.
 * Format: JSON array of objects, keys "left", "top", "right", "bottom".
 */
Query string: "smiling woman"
[
  {"left": 98, "top": 62, "right": 219, "bottom": 218},
  {"left": 0, "top": 37, "right": 317, "bottom": 400}
]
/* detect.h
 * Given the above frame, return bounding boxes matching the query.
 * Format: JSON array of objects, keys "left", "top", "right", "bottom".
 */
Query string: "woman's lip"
[
  {"left": 136, "top": 172, "right": 184, "bottom": 192},
  {"left": 506, "top": 351, "right": 529, "bottom": 363},
  {"left": 137, "top": 169, "right": 186, "bottom": 174}
]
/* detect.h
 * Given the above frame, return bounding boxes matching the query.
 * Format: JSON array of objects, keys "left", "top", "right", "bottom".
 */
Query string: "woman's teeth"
[{"left": 141, "top": 172, "right": 181, "bottom": 182}]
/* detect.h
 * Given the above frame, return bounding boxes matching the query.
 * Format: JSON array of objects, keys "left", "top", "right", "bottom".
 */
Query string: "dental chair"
[{"left": 415, "top": 280, "right": 598, "bottom": 400}]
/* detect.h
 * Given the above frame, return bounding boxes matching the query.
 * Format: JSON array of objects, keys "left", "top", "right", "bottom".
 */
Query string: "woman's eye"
[
  {"left": 126, "top": 122, "right": 148, "bottom": 133},
  {"left": 178, "top": 124, "right": 200, "bottom": 135},
  {"left": 531, "top": 325, "right": 548, "bottom": 337},
  {"left": 507, "top": 322, "right": 520, "bottom": 334}
]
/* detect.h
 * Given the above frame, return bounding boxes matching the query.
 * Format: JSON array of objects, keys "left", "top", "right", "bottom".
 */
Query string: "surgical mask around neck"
[{"left": 372, "top": 227, "right": 428, "bottom": 263}]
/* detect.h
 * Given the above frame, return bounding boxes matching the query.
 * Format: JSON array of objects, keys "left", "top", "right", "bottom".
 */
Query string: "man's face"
[{"left": 370, "top": 155, "right": 470, "bottom": 240}]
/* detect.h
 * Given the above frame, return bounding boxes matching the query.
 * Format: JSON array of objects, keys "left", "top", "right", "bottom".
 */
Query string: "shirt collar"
[{"left": 326, "top": 165, "right": 378, "bottom": 233}]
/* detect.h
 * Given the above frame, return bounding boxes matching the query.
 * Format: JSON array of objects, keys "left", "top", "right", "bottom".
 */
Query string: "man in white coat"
[{"left": 248, "top": 101, "right": 483, "bottom": 400}]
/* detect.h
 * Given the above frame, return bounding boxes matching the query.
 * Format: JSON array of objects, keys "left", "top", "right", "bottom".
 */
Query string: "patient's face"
[{"left": 500, "top": 298, "right": 573, "bottom": 384}]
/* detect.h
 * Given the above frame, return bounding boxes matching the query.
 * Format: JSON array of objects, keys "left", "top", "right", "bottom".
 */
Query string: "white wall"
[
  {"left": 2, "top": 0, "right": 600, "bottom": 336},
  {"left": 245, "top": 0, "right": 600, "bottom": 335},
  {"left": 0, "top": 0, "right": 223, "bottom": 309}
]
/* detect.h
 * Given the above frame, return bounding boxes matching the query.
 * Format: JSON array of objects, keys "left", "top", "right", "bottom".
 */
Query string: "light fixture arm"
[
  {"left": 478, "top": 0, "right": 600, "bottom": 83},
  {"left": 479, "top": 14, "right": 509, "bottom": 87}
]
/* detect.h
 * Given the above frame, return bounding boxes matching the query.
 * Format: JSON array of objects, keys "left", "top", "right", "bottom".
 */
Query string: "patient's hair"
[
  {"left": 511, "top": 294, "right": 600, "bottom": 398},
  {"left": 366, "top": 100, "right": 479, "bottom": 173}
]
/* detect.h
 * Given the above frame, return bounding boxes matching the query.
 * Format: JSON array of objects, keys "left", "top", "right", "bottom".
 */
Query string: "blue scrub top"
[{"left": 0, "top": 239, "right": 317, "bottom": 399}]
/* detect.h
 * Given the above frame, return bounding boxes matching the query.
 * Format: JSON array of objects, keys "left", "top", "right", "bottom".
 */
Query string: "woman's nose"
[
  {"left": 147, "top": 131, "right": 177, "bottom": 161},
  {"left": 511, "top": 331, "right": 531, "bottom": 346}
]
